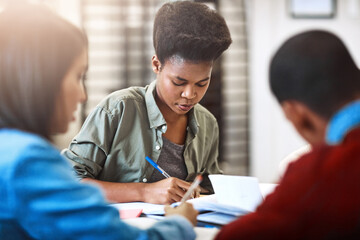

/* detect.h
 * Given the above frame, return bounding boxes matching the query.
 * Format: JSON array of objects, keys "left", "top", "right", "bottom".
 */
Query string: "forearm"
[
  {"left": 82, "top": 178, "right": 146, "bottom": 203},
  {"left": 82, "top": 177, "right": 194, "bottom": 204}
]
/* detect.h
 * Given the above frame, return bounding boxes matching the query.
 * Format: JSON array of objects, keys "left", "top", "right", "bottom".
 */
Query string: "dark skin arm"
[{"left": 82, "top": 177, "right": 201, "bottom": 204}]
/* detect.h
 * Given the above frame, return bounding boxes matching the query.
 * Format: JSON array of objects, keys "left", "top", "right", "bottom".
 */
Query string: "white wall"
[{"left": 247, "top": 0, "right": 360, "bottom": 183}]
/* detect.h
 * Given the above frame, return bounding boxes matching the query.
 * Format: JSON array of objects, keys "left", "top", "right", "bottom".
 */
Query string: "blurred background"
[{"left": 3, "top": 0, "right": 360, "bottom": 183}]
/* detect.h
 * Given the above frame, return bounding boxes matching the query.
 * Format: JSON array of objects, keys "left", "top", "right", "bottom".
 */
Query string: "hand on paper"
[
  {"left": 182, "top": 185, "right": 201, "bottom": 202},
  {"left": 192, "top": 185, "right": 201, "bottom": 199},
  {"left": 143, "top": 177, "right": 191, "bottom": 204},
  {"left": 164, "top": 202, "right": 198, "bottom": 226}
]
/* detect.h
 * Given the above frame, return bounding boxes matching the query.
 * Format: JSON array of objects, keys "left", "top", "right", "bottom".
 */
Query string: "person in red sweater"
[{"left": 216, "top": 30, "right": 360, "bottom": 239}]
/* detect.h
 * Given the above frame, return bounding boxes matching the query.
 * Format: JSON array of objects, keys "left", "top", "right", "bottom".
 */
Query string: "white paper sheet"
[
  {"left": 209, "top": 174, "right": 264, "bottom": 212},
  {"left": 184, "top": 195, "right": 249, "bottom": 216}
]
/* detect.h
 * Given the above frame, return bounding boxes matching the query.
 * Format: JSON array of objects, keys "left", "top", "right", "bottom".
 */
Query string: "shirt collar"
[
  {"left": 145, "top": 80, "right": 166, "bottom": 129},
  {"left": 326, "top": 100, "right": 360, "bottom": 145},
  {"left": 187, "top": 107, "right": 199, "bottom": 135}
]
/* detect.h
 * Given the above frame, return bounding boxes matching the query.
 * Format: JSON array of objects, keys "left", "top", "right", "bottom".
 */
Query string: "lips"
[{"left": 178, "top": 104, "right": 193, "bottom": 111}]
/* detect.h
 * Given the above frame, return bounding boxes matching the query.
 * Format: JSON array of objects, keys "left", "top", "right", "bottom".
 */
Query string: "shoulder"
[
  {"left": 284, "top": 139, "right": 360, "bottom": 184},
  {"left": 0, "top": 129, "right": 60, "bottom": 175},
  {"left": 93, "top": 86, "right": 147, "bottom": 118},
  {"left": 0, "top": 129, "right": 55, "bottom": 155},
  {"left": 193, "top": 104, "right": 218, "bottom": 125}
]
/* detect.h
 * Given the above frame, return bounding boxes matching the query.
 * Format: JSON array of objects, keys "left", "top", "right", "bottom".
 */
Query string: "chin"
[
  {"left": 305, "top": 137, "right": 324, "bottom": 146},
  {"left": 53, "top": 125, "right": 69, "bottom": 135},
  {"left": 174, "top": 109, "right": 188, "bottom": 115},
  {"left": 60, "top": 127, "right": 69, "bottom": 134}
]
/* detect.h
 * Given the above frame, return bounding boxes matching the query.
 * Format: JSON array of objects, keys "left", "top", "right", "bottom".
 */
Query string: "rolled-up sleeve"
[{"left": 62, "top": 105, "right": 119, "bottom": 179}]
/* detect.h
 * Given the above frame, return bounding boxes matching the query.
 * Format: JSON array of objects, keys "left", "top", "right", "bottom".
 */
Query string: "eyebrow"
[{"left": 176, "top": 76, "right": 210, "bottom": 82}]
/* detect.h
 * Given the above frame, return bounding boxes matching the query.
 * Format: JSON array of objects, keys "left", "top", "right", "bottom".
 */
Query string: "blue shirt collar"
[{"left": 326, "top": 100, "right": 360, "bottom": 145}]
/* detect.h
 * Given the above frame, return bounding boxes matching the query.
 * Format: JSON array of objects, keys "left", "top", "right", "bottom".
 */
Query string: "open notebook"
[
  {"left": 197, "top": 175, "right": 264, "bottom": 225},
  {"left": 144, "top": 175, "right": 265, "bottom": 226}
]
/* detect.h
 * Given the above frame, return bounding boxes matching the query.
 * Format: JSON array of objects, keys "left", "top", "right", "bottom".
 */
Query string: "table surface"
[
  {"left": 123, "top": 217, "right": 220, "bottom": 240},
  {"left": 120, "top": 183, "right": 278, "bottom": 240}
]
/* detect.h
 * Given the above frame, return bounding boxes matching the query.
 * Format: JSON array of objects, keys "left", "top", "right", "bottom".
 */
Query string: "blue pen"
[{"left": 145, "top": 156, "right": 171, "bottom": 178}]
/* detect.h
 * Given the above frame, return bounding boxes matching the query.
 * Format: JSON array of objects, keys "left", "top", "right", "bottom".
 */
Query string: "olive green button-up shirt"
[{"left": 62, "top": 80, "right": 222, "bottom": 191}]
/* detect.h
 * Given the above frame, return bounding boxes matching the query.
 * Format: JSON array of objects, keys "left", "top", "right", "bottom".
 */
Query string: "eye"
[
  {"left": 78, "top": 73, "right": 87, "bottom": 82},
  {"left": 196, "top": 81, "right": 208, "bottom": 87},
  {"left": 172, "top": 80, "right": 185, "bottom": 86},
  {"left": 82, "top": 73, "right": 88, "bottom": 81}
]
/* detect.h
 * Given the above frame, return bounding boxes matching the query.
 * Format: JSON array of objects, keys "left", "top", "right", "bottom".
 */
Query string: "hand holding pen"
[
  {"left": 164, "top": 202, "right": 198, "bottom": 226},
  {"left": 164, "top": 175, "right": 202, "bottom": 226},
  {"left": 144, "top": 156, "right": 201, "bottom": 204},
  {"left": 181, "top": 175, "right": 203, "bottom": 203}
]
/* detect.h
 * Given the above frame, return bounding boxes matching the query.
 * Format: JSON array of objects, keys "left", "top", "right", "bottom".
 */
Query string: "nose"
[{"left": 181, "top": 85, "right": 196, "bottom": 99}]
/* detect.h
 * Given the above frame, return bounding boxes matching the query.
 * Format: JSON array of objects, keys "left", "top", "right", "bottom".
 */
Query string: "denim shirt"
[
  {"left": 0, "top": 129, "right": 195, "bottom": 240},
  {"left": 62, "top": 80, "right": 222, "bottom": 191}
]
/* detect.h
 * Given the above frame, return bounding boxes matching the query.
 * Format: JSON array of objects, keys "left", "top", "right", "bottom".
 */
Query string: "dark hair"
[
  {"left": 270, "top": 30, "right": 360, "bottom": 119},
  {"left": 0, "top": 3, "right": 87, "bottom": 139},
  {"left": 153, "top": 1, "right": 232, "bottom": 64}
]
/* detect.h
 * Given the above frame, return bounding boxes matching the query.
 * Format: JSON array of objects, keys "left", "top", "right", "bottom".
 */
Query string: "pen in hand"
[
  {"left": 181, "top": 175, "right": 203, "bottom": 203},
  {"left": 145, "top": 156, "right": 171, "bottom": 178}
]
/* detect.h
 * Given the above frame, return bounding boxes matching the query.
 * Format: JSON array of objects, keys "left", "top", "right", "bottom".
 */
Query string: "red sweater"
[{"left": 215, "top": 128, "right": 360, "bottom": 240}]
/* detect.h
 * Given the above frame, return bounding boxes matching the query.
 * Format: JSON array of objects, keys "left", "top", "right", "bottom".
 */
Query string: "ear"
[
  {"left": 281, "top": 101, "right": 327, "bottom": 145},
  {"left": 151, "top": 55, "right": 162, "bottom": 74},
  {"left": 281, "top": 101, "right": 304, "bottom": 126}
]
